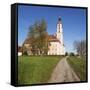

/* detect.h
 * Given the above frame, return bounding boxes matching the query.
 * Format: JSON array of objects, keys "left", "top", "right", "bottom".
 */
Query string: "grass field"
[
  {"left": 67, "top": 56, "right": 86, "bottom": 81},
  {"left": 18, "top": 56, "right": 63, "bottom": 85}
]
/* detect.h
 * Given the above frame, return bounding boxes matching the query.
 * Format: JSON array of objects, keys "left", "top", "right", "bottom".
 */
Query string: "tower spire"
[
  {"left": 58, "top": 16, "right": 61, "bottom": 21},
  {"left": 57, "top": 17, "right": 63, "bottom": 44},
  {"left": 58, "top": 16, "right": 62, "bottom": 24}
]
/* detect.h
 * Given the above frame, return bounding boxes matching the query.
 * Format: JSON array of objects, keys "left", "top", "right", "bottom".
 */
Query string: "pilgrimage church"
[
  {"left": 22, "top": 17, "right": 65, "bottom": 55},
  {"left": 48, "top": 17, "right": 65, "bottom": 55}
]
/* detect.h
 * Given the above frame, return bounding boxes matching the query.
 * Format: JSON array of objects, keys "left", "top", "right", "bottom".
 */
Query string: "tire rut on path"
[{"left": 48, "top": 57, "right": 80, "bottom": 83}]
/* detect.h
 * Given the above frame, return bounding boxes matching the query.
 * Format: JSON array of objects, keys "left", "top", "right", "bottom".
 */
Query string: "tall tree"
[{"left": 27, "top": 19, "right": 49, "bottom": 55}]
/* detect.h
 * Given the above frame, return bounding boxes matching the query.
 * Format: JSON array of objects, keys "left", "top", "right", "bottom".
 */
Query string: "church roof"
[{"left": 49, "top": 35, "right": 61, "bottom": 43}]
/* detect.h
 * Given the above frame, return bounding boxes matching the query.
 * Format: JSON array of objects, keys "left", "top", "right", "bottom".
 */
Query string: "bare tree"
[{"left": 73, "top": 40, "right": 86, "bottom": 56}]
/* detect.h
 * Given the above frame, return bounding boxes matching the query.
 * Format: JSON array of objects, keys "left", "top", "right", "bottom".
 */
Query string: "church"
[
  {"left": 48, "top": 17, "right": 65, "bottom": 55},
  {"left": 23, "top": 17, "right": 65, "bottom": 55}
]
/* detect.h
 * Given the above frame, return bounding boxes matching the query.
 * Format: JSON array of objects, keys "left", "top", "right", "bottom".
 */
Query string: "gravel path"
[{"left": 48, "top": 57, "right": 80, "bottom": 83}]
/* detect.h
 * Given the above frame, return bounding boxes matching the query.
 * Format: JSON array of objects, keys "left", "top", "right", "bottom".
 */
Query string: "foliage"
[
  {"left": 73, "top": 40, "right": 86, "bottom": 56},
  {"left": 22, "top": 45, "right": 27, "bottom": 55},
  {"left": 23, "top": 51, "right": 28, "bottom": 55},
  {"left": 70, "top": 52, "right": 75, "bottom": 56},
  {"left": 65, "top": 52, "right": 68, "bottom": 56},
  {"left": 28, "top": 19, "right": 49, "bottom": 55}
]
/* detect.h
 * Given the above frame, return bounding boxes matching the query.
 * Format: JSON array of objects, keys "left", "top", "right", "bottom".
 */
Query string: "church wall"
[
  {"left": 48, "top": 42, "right": 57, "bottom": 55},
  {"left": 48, "top": 42, "right": 65, "bottom": 55}
]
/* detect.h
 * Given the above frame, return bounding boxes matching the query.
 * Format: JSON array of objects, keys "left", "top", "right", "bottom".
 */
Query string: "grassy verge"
[
  {"left": 18, "top": 56, "right": 63, "bottom": 85},
  {"left": 67, "top": 56, "right": 86, "bottom": 81}
]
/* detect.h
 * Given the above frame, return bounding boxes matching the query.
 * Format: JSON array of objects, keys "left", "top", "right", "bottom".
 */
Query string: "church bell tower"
[{"left": 57, "top": 17, "right": 63, "bottom": 45}]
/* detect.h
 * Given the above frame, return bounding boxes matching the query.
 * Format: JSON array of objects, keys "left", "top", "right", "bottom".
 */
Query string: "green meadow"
[
  {"left": 67, "top": 56, "right": 86, "bottom": 81},
  {"left": 18, "top": 56, "right": 62, "bottom": 85}
]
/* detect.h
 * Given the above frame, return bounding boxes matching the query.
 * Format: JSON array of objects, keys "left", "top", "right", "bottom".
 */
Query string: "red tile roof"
[{"left": 49, "top": 35, "right": 61, "bottom": 43}]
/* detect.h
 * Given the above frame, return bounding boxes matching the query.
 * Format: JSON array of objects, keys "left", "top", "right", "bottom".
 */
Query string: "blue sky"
[{"left": 18, "top": 5, "right": 86, "bottom": 53}]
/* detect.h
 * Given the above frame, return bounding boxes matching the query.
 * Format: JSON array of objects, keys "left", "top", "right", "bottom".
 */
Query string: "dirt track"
[{"left": 48, "top": 57, "right": 80, "bottom": 83}]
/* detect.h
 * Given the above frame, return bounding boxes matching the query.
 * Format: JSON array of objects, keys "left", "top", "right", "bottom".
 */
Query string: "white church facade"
[
  {"left": 22, "top": 17, "right": 65, "bottom": 55},
  {"left": 48, "top": 17, "right": 65, "bottom": 55}
]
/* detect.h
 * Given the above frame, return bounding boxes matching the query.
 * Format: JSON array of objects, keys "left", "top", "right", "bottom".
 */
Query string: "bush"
[
  {"left": 70, "top": 52, "right": 75, "bottom": 56},
  {"left": 23, "top": 51, "right": 28, "bottom": 55},
  {"left": 65, "top": 52, "right": 68, "bottom": 56}
]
